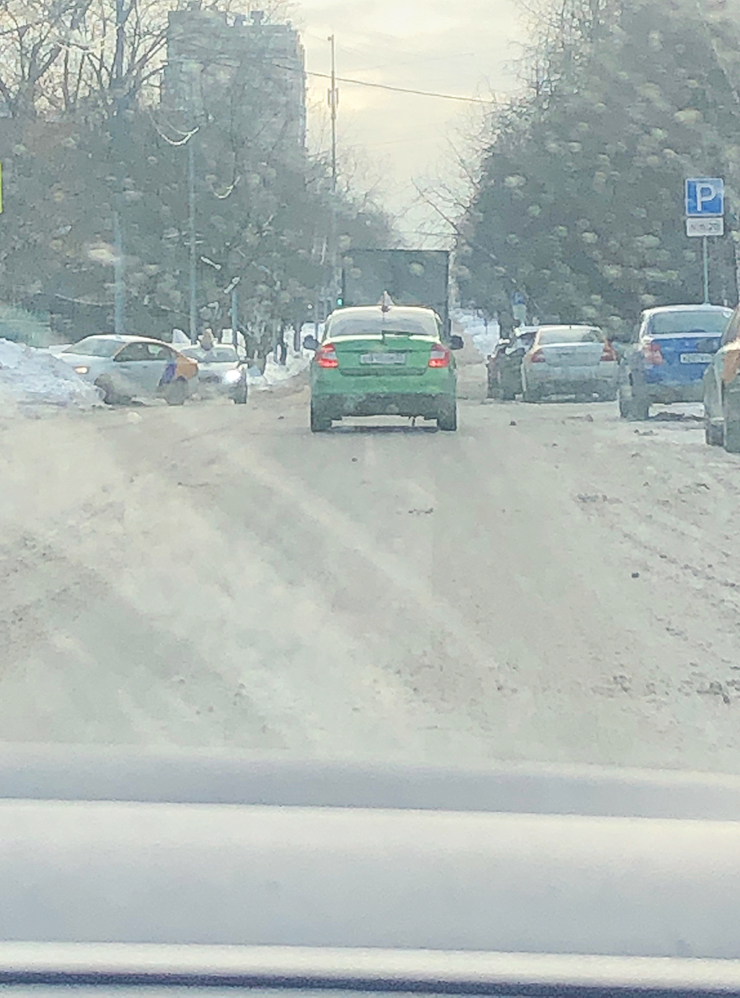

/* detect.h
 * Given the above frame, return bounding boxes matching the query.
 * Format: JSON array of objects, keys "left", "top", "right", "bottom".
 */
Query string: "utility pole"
[
  {"left": 112, "top": 0, "right": 126, "bottom": 334},
  {"left": 327, "top": 34, "right": 339, "bottom": 311},
  {"left": 328, "top": 34, "right": 338, "bottom": 193},
  {"left": 188, "top": 138, "right": 197, "bottom": 343}
]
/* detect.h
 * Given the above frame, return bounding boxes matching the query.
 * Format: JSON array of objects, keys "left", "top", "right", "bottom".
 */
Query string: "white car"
[
  {"left": 57, "top": 334, "right": 199, "bottom": 405},
  {"left": 520, "top": 324, "right": 618, "bottom": 402},
  {"left": 180, "top": 343, "right": 249, "bottom": 404}
]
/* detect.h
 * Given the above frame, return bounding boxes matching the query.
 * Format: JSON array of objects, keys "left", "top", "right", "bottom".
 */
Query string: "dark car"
[
  {"left": 486, "top": 326, "right": 538, "bottom": 399},
  {"left": 617, "top": 304, "right": 731, "bottom": 420}
]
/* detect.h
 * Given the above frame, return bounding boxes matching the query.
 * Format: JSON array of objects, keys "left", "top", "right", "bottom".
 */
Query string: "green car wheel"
[
  {"left": 437, "top": 400, "right": 457, "bottom": 431},
  {"left": 310, "top": 402, "right": 332, "bottom": 432}
]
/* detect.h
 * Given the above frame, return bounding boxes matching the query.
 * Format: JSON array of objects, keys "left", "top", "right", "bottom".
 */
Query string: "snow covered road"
[{"left": 2, "top": 359, "right": 740, "bottom": 774}]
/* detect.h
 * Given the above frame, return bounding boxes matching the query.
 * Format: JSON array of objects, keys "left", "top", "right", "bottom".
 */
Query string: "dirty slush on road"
[{"left": 2, "top": 334, "right": 740, "bottom": 776}]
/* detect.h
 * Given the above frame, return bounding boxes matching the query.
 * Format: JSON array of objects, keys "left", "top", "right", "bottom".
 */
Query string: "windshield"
[
  {"left": 62, "top": 337, "right": 121, "bottom": 357},
  {"left": 182, "top": 346, "right": 239, "bottom": 362},
  {"left": 650, "top": 310, "right": 732, "bottom": 334},
  {"left": 537, "top": 327, "right": 604, "bottom": 345},
  {"left": 7, "top": 0, "right": 740, "bottom": 847},
  {"left": 326, "top": 313, "right": 439, "bottom": 339}
]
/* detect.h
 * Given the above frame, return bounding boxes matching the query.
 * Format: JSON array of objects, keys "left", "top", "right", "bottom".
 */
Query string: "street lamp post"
[
  {"left": 188, "top": 139, "right": 197, "bottom": 343},
  {"left": 224, "top": 275, "right": 241, "bottom": 352}
]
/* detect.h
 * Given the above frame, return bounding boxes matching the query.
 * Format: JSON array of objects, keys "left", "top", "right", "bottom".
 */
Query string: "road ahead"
[{"left": 3, "top": 354, "right": 740, "bottom": 774}]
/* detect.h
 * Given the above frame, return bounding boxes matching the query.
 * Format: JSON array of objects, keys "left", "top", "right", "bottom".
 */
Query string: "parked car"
[
  {"left": 520, "top": 324, "right": 618, "bottom": 402},
  {"left": 486, "top": 326, "right": 538, "bottom": 400},
  {"left": 702, "top": 303, "right": 740, "bottom": 451},
  {"left": 617, "top": 305, "right": 731, "bottom": 420},
  {"left": 305, "top": 302, "right": 463, "bottom": 432},
  {"left": 180, "top": 343, "right": 248, "bottom": 404},
  {"left": 58, "top": 334, "right": 199, "bottom": 405}
]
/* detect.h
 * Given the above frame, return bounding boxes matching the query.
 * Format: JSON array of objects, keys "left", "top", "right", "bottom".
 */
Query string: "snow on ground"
[
  {"left": 247, "top": 348, "right": 310, "bottom": 391},
  {"left": 246, "top": 324, "right": 320, "bottom": 391},
  {"left": 0, "top": 339, "right": 101, "bottom": 410},
  {"left": 453, "top": 309, "right": 500, "bottom": 357},
  {"left": 5, "top": 385, "right": 740, "bottom": 771}
]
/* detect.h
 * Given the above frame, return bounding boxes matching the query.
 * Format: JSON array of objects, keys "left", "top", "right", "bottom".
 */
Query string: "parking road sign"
[{"left": 686, "top": 178, "right": 724, "bottom": 217}]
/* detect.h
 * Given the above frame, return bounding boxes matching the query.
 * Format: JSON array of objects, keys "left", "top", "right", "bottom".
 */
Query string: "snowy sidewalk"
[
  {"left": 246, "top": 347, "right": 310, "bottom": 392},
  {"left": 0, "top": 339, "right": 101, "bottom": 410},
  {"left": 0, "top": 336, "right": 311, "bottom": 415}
]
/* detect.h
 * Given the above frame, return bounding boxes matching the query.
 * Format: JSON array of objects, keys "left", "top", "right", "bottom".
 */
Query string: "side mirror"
[
  {"left": 450, "top": 334, "right": 464, "bottom": 350},
  {"left": 303, "top": 335, "right": 319, "bottom": 351}
]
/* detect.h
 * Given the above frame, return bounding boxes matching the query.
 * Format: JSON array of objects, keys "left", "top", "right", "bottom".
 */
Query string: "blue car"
[{"left": 617, "top": 304, "right": 732, "bottom": 420}]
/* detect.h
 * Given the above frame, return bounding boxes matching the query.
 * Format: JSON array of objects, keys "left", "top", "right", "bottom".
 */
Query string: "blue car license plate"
[{"left": 680, "top": 353, "right": 712, "bottom": 364}]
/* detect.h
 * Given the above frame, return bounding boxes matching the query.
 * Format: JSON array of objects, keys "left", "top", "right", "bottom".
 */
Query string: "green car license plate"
[{"left": 360, "top": 352, "right": 406, "bottom": 366}]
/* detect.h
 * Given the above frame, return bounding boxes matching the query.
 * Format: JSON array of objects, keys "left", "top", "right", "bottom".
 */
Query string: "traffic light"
[{"left": 336, "top": 295, "right": 344, "bottom": 307}]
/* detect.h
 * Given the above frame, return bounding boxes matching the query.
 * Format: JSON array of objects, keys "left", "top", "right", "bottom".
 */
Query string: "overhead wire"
[
  {"left": 300, "top": 68, "right": 496, "bottom": 105},
  {"left": 272, "top": 57, "right": 495, "bottom": 104}
]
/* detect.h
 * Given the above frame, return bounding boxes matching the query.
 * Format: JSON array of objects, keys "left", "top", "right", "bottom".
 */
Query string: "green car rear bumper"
[{"left": 310, "top": 368, "right": 456, "bottom": 419}]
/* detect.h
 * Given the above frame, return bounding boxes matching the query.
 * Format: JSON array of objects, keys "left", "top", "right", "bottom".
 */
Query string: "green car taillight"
[
  {"left": 316, "top": 343, "right": 339, "bottom": 368},
  {"left": 428, "top": 343, "right": 451, "bottom": 368}
]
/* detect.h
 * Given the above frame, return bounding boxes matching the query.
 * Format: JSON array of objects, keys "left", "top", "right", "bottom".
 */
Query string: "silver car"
[
  {"left": 520, "top": 324, "right": 618, "bottom": 402},
  {"left": 57, "top": 334, "right": 199, "bottom": 405},
  {"left": 180, "top": 343, "right": 248, "bottom": 404}
]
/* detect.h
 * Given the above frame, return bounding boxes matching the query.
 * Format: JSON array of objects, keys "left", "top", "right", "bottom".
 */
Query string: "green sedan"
[{"left": 305, "top": 304, "right": 463, "bottom": 432}]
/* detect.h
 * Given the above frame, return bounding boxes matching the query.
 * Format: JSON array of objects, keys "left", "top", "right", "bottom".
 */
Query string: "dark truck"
[{"left": 341, "top": 249, "right": 451, "bottom": 340}]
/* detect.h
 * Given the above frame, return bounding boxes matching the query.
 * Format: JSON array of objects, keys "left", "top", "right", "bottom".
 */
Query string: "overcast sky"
[{"left": 290, "top": 0, "right": 526, "bottom": 243}]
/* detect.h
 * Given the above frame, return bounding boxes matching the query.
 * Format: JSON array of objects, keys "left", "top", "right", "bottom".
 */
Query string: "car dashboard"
[{"left": 1, "top": 748, "right": 740, "bottom": 997}]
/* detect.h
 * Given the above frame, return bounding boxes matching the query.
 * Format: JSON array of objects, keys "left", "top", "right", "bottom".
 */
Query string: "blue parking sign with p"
[{"left": 686, "top": 178, "right": 724, "bottom": 217}]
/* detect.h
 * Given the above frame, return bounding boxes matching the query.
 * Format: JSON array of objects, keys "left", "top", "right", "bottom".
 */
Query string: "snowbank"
[
  {"left": 0, "top": 339, "right": 101, "bottom": 409},
  {"left": 247, "top": 346, "right": 310, "bottom": 391},
  {"left": 453, "top": 309, "right": 500, "bottom": 358},
  {"left": 245, "top": 324, "right": 320, "bottom": 392}
]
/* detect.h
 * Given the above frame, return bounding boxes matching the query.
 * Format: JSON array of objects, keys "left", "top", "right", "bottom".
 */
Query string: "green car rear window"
[{"left": 326, "top": 314, "right": 439, "bottom": 339}]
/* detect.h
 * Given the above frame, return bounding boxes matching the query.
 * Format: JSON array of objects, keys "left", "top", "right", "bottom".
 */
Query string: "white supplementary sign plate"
[{"left": 686, "top": 217, "right": 724, "bottom": 237}]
